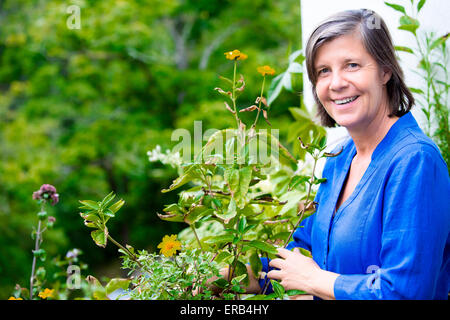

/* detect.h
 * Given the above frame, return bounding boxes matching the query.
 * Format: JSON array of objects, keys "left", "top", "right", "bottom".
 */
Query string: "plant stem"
[
  {"left": 29, "top": 220, "right": 41, "bottom": 300},
  {"left": 232, "top": 60, "right": 240, "bottom": 129},
  {"left": 252, "top": 76, "right": 266, "bottom": 129},
  {"left": 30, "top": 202, "right": 45, "bottom": 300},
  {"left": 260, "top": 252, "right": 270, "bottom": 295},
  {"left": 190, "top": 225, "right": 204, "bottom": 251},
  {"left": 107, "top": 234, "right": 144, "bottom": 270},
  {"left": 283, "top": 155, "right": 318, "bottom": 248}
]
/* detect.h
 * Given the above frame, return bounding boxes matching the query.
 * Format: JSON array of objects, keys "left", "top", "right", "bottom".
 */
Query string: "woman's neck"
[{"left": 347, "top": 109, "right": 399, "bottom": 160}]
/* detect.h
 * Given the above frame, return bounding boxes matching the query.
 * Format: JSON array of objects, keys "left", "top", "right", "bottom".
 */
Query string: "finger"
[
  {"left": 267, "top": 270, "right": 282, "bottom": 280},
  {"left": 269, "top": 258, "right": 284, "bottom": 269},
  {"left": 276, "top": 247, "right": 291, "bottom": 259}
]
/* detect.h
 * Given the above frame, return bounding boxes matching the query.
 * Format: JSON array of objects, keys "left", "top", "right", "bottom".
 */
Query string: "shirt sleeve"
[{"left": 334, "top": 146, "right": 450, "bottom": 299}]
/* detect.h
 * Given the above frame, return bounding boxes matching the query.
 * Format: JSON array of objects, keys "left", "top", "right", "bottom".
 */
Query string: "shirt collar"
[{"left": 371, "top": 111, "right": 417, "bottom": 161}]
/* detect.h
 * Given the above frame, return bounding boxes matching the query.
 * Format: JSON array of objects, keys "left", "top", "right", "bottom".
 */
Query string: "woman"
[{"left": 246, "top": 9, "right": 449, "bottom": 300}]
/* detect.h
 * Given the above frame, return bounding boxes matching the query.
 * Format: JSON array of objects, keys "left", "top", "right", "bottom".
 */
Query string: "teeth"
[{"left": 334, "top": 96, "right": 358, "bottom": 105}]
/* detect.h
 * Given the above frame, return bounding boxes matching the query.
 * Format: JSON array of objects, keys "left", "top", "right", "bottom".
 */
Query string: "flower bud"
[{"left": 37, "top": 211, "right": 48, "bottom": 221}]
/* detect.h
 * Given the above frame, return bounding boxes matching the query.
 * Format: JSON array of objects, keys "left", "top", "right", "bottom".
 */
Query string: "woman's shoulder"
[{"left": 391, "top": 126, "right": 447, "bottom": 168}]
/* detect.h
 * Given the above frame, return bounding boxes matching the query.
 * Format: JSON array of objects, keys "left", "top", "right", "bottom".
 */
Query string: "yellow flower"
[
  {"left": 8, "top": 296, "right": 23, "bottom": 300},
  {"left": 38, "top": 288, "right": 54, "bottom": 299},
  {"left": 224, "top": 49, "right": 248, "bottom": 61},
  {"left": 257, "top": 65, "right": 275, "bottom": 76},
  {"left": 157, "top": 234, "right": 182, "bottom": 257}
]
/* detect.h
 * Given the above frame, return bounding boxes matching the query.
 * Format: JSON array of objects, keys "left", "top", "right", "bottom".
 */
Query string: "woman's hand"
[
  {"left": 267, "top": 247, "right": 320, "bottom": 293},
  {"left": 267, "top": 247, "right": 339, "bottom": 299}
]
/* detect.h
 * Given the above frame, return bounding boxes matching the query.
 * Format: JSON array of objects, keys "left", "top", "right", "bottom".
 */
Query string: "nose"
[{"left": 329, "top": 71, "right": 349, "bottom": 92}]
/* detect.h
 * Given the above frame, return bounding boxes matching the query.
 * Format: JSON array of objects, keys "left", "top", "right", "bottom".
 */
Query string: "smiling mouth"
[{"left": 333, "top": 95, "right": 359, "bottom": 105}]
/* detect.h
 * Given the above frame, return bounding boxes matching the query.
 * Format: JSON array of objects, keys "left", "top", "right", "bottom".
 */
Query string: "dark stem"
[{"left": 107, "top": 234, "right": 144, "bottom": 270}]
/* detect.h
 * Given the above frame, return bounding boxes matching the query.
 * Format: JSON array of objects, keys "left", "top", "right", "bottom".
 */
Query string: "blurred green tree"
[{"left": 0, "top": 0, "right": 303, "bottom": 298}]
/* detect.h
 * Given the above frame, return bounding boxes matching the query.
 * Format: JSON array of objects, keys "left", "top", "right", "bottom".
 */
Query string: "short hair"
[{"left": 305, "top": 9, "right": 415, "bottom": 127}]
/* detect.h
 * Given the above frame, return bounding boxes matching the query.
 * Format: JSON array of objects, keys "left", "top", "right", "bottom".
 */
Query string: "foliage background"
[{"left": 0, "top": 0, "right": 304, "bottom": 298}]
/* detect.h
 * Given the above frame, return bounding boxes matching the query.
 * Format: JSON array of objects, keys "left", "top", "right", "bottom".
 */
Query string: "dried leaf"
[
  {"left": 214, "top": 87, "right": 232, "bottom": 98},
  {"left": 224, "top": 102, "right": 236, "bottom": 114},
  {"left": 323, "top": 146, "right": 344, "bottom": 157},
  {"left": 239, "top": 105, "right": 258, "bottom": 112},
  {"left": 262, "top": 109, "right": 271, "bottom": 126}
]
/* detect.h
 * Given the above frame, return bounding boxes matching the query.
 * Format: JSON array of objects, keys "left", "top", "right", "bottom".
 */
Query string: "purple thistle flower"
[{"left": 32, "top": 184, "right": 59, "bottom": 205}]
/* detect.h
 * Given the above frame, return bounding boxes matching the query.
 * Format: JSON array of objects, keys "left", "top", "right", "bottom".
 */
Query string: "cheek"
[{"left": 314, "top": 81, "right": 329, "bottom": 102}]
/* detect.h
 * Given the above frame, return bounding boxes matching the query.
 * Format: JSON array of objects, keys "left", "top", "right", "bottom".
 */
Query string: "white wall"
[{"left": 300, "top": 0, "right": 450, "bottom": 149}]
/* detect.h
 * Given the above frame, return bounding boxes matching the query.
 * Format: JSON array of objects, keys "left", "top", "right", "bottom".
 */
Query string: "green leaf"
[
  {"left": 218, "top": 75, "right": 233, "bottom": 86},
  {"left": 286, "top": 289, "right": 307, "bottom": 296},
  {"left": 398, "top": 24, "right": 419, "bottom": 35},
  {"left": 214, "top": 198, "right": 238, "bottom": 221},
  {"left": 232, "top": 273, "right": 247, "bottom": 285},
  {"left": 398, "top": 15, "right": 419, "bottom": 35},
  {"left": 33, "top": 249, "right": 47, "bottom": 261},
  {"left": 91, "top": 229, "right": 108, "bottom": 248},
  {"left": 214, "top": 251, "right": 234, "bottom": 264},
  {"left": 86, "top": 276, "right": 108, "bottom": 300},
  {"left": 100, "top": 191, "right": 116, "bottom": 208},
  {"left": 202, "top": 129, "right": 238, "bottom": 164},
  {"left": 105, "top": 278, "right": 131, "bottom": 297},
  {"left": 212, "top": 198, "right": 222, "bottom": 209},
  {"left": 224, "top": 167, "right": 252, "bottom": 209},
  {"left": 204, "top": 234, "right": 234, "bottom": 245},
  {"left": 224, "top": 167, "right": 240, "bottom": 196},
  {"left": 103, "top": 209, "right": 115, "bottom": 218},
  {"left": 236, "top": 166, "right": 252, "bottom": 208},
  {"left": 409, "top": 87, "right": 424, "bottom": 94},
  {"left": 267, "top": 72, "right": 285, "bottom": 107},
  {"left": 212, "top": 277, "right": 229, "bottom": 289},
  {"left": 79, "top": 200, "right": 100, "bottom": 210},
  {"left": 157, "top": 212, "right": 185, "bottom": 223},
  {"left": 277, "top": 189, "right": 303, "bottom": 216},
  {"left": 184, "top": 206, "right": 212, "bottom": 225},
  {"left": 271, "top": 280, "right": 285, "bottom": 299},
  {"left": 384, "top": 2, "right": 406, "bottom": 14},
  {"left": 298, "top": 247, "right": 313, "bottom": 258},
  {"left": 395, "top": 46, "right": 414, "bottom": 54},
  {"left": 288, "top": 175, "right": 309, "bottom": 191},
  {"left": 249, "top": 251, "right": 262, "bottom": 278},
  {"left": 84, "top": 221, "right": 98, "bottom": 228},
  {"left": 430, "top": 33, "right": 449, "bottom": 50},
  {"left": 108, "top": 199, "right": 125, "bottom": 214},
  {"left": 232, "top": 261, "right": 249, "bottom": 286},
  {"left": 163, "top": 203, "right": 184, "bottom": 214},
  {"left": 80, "top": 212, "right": 100, "bottom": 222},
  {"left": 238, "top": 216, "right": 247, "bottom": 234},
  {"left": 417, "top": 0, "right": 426, "bottom": 12},
  {"left": 161, "top": 164, "right": 202, "bottom": 193},
  {"left": 247, "top": 240, "right": 278, "bottom": 255}
]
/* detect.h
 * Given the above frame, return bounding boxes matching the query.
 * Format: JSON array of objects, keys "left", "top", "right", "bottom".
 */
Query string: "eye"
[
  {"left": 347, "top": 62, "right": 359, "bottom": 69},
  {"left": 317, "top": 67, "right": 330, "bottom": 76}
]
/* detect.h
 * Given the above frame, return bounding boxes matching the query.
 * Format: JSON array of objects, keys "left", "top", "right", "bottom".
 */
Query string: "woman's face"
[{"left": 314, "top": 32, "right": 392, "bottom": 131}]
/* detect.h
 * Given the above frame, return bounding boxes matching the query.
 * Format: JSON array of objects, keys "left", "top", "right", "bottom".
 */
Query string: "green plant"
[
  {"left": 386, "top": 0, "right": 449, "bottom": 171},
  {"left": 28, "top": 184, "right": 59, "bottom": 300},
  {"left": 76, "top": 48, "right": 335, "bottom": 300},
  {"left": 122, "top": 247, "right": 220, "bottom": 300},
  {"left": 152, "top": 49, "right": 337, "bottom": 299}
]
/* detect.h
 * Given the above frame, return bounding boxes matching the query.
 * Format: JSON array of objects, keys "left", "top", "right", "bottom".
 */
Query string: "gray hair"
[{"left": 305, "top": 9, "right": 414, "bottom": 127}]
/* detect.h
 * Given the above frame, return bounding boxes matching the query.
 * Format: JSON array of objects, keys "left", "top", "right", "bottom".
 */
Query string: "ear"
[{"left": 381, "top": 66, "right": 392, "bottom": 85}]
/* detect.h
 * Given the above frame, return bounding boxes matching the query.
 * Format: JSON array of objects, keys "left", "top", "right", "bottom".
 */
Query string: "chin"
[{"left": 332, "top": 113, "right": 361, "bottom": 129}]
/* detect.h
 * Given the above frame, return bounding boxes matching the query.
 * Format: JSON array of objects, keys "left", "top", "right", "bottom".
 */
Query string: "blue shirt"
[{"left": 261, "top": 112, "right": 450, "bottom": 299}]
